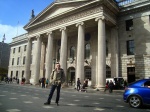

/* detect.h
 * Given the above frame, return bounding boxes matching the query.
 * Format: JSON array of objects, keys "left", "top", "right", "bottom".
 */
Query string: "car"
[{"left": 123, "top": 79, "right": 150, "bottom": 108}]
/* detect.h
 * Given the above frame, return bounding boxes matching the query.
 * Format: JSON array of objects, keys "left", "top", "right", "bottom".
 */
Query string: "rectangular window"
[
  {"left": 22, "top": 71, "right": 24, "bottom": 77},
  {"left": 11, "top": 71, "right": 13, "bottom": 77},
  {"left": 18, "top": 47, "right": 21, "bottom": 52},
  {"left": 13, "top": 48, "right": 15, "bottom": 54},
  {"left": 12, "top": 58, "right": 14, "bottom": 65},
  {"left": 126, "top": 19, "right": 133, "bottom": 31},
  {"left": 17, "top": 57, "right": 20, "bottom": 65},
  {"left": 23, "top": 56, "right": 26, "bottom": 65},
  {"left": 24, "top": 45, "right": 27, "bottom": 51},
  {"left": 127, "top": 40, "right": 135, "bottom": 55}
]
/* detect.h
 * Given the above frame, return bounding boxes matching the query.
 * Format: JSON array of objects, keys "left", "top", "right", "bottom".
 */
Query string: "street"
[{"left": 0, "top": 83, "right": 150, "bottom": 112}]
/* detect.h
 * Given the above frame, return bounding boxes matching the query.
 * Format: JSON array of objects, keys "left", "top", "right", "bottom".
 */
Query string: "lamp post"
[{"left": 53, "top": 59, "right": 56, "bottom": 69}]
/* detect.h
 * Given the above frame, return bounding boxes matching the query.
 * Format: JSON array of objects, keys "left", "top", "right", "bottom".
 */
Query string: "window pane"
[
  {"left": 70, "top": 46, "right": 75, "bottom": 59},
  {"left": 127, "top": 40, "right": 134, "bottom": 55},
  {"left": 85, "top": 44, "right": 90, "bottom": 59}
]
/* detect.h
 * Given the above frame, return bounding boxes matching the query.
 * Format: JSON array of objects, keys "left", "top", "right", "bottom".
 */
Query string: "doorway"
[
  {"left": 127, "top": 67, "right": 135, "bottom": 83},
  {"left": 67, "top": 67, "right": 75, "bottom": 86}
]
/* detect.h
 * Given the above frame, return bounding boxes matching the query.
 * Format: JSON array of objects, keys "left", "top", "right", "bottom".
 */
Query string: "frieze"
[{"left": 29, "top": 6, "right": 102, "bottom": 35}]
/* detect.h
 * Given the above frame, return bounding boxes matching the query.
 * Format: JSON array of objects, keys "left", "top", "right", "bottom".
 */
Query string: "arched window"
[
  {"left": 85, "top": 44, "right": 90, "bottom": 59},
  {"left": 57, "top": 48, "right": 60, "bottom": 62},
  {"left": 70, "top": 46, "right": 75, "bottom": 59}
]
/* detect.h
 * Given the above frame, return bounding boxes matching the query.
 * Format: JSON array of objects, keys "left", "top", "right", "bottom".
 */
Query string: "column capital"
[
  {"left": 46, "top": 31, "right": 53, "bottom": 35},
  {"left": 36, "top": 35, "right": 40, "bottom": 39},
  {"left": 95, "top": 16, "right": 106, "bottom": 22},
  {"left": 60, "top": 27, "right": 66, "bottom": 32},
  {"left": 27, "top": 37, "right": 32, "bottom": 41},
  {"left": 76, "top": 22, "right": 84, "bottom": 27}
]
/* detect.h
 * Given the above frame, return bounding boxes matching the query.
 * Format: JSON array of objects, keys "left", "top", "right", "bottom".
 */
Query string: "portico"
[{"left": 24, "top": 0, "right": 119, "bottom": 88}]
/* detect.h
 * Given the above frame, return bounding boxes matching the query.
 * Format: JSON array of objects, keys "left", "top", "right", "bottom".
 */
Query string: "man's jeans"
[{"left": 47, "top": 84, "right": 61, "bottom": 103}]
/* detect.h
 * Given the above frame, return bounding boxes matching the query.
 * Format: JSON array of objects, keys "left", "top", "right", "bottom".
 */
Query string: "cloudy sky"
[{"left": 0, "top": 0, "right": 53, "bottom": 43}]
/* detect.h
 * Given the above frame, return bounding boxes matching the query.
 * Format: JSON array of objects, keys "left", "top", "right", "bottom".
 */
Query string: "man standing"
[
  {"left": 77, "top": 78, "right": 81, "bottom": 91},
  {"left": 44, "top": 63, "right": 65, "bottom": 106}
]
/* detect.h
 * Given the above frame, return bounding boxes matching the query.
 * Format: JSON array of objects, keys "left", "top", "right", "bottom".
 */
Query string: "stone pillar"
[
  {"left": 111, "top": 27, "right": 119, "bottom": 78},
  {"left": 96, "top": 17, "right": 106, "bottom": 87},
  {"left": 25, "top": 38, "right": 32, "bottom": 83},
  {"left": 40, "top": 42, "right": 46, "bottom": 78},
  {"left": 76, "top": 22, "right": 85, "bottom": 83},
  {"left": 45, "top": 32, "right": 53, "bottom": 80},
  {"left": 60, "top": 27, "right": 68, "bottom": 76},
  {"left": 33, "top": 35, "right": 42, "bottom": 85}
]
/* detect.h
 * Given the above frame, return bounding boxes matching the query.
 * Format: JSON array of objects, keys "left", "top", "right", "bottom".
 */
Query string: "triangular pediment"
[
  {"left": 46, "top": 6, "right": 75, "bottom": 19},
  {"left": 24, "top": 0, "right": 89, "bottom": 29}
]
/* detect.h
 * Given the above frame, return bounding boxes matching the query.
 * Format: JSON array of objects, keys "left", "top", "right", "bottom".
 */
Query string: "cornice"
[{"left": 119, "top": 0, "right": 150, "bottom": 16}]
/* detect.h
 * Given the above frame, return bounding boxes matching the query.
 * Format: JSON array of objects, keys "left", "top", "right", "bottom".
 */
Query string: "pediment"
[
  {"left": 46, "top": 7, "right": 75, "bottom": 19},
  {"left": 25, "top": 1, "right": 88, "bottom": 29}
]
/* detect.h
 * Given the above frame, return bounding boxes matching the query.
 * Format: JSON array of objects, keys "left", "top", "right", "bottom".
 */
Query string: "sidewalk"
[
  {"left": 62, "top": 86, "right": 124, "bottom": 94},
  {"left": 1, "top": 81, "right": 124, "bottom": 95}
]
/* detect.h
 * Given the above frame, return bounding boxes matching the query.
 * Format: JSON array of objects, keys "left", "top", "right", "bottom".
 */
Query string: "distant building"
[
  {"left": 8, "top": 0, "right": 150, "bottom": 87},
  {"left": 0, "top": 42, "right": 10, "bottom": 69},
  {"left": 8, "top": 33, "right": 28, "bottom": 79}
]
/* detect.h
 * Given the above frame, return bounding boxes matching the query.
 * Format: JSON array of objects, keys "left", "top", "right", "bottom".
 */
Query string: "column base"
[
  {"left": 62, "top": 83, "right": 68, "bottom": 88},
  {"left": 95, "top": 85, "right": 105, "bottom": 91}
]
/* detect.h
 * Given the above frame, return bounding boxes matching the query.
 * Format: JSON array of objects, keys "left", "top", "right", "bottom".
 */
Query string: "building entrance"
[
  {"left": 127, "top": 67, "right": 135, "bottom": 83},
  {"left": 67, "top": 67, "right": 75, "bottom": 86}
]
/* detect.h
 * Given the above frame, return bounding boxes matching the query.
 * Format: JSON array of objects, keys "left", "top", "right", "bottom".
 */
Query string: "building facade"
[
  {"left": 8, "top": 0, "right": 150, "bottom": 87},
  {"left": 8, "top": 34, "right": 28, "bottom": 80}
]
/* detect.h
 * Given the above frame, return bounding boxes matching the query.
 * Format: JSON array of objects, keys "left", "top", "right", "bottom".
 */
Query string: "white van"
[{"left": 106, "top": 77, "right": 124, "bottom": 88}]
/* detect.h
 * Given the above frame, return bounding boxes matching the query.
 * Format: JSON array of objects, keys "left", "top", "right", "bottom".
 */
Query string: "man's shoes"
[
  {"left": 55, "top": 102, "right": 59, "bottom": 106},
  {"left": 44, "top": 102, "right": 50, "bottom": 105}
]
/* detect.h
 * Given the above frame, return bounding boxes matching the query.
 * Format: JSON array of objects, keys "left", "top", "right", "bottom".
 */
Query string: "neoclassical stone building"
[{"left": 8, "top": 0, "right": 150, "bottom": 87}]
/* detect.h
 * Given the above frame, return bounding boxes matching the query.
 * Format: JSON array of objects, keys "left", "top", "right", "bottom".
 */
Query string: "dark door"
[
  {"left": 127, "top": 67, "right": 135, "bottom": 83},
  {"left": 70, "top": 72, "right": 75, "bottom": 85}
]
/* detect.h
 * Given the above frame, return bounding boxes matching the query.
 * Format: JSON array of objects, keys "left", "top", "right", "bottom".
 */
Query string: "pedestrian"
[
  {"left": 39, "top": 78, "right": 41, "bottom": 87},
  {"left": 41, "top": 77, "right": 45, "bottom": 88},
  {"left": 44, "top": 63, "right": 65, "bottom": 106},
  {"left": 108, "top": 80, "right": 114, "bottom": 93},
  {"left": 80, "top": 80, "right": 87, "bottom": 92},
  {"left": 77, "top": 78, "right": 81, "bottom": 91},
  {"left": 45, "top": 78, "right": 49, "bottom": 88},
  {"left": 104, "top": 80, "right": 109, "bottom": 92},
  {"left": 124, "top": 80, "right": 127, "bottom": 88}
]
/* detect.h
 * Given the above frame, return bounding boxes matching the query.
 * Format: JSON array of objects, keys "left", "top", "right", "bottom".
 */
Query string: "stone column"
[
  {"left": 60, "top": 27, "right": 68, "bottom": 77},
  {"left": 45, "top": 32, "right": 53, "bottom": 80},
  {"left": 76, "top": 22, "right": 85, "bottom": 83},
  {"left": 25, "top": 38, "right": 32, "bottom": 83},
  {"left": 111, "top": 27, "right": 119, "bottom": 78},
  {"left": 95, "top": 17, "right": 106, "bottom": 87},
  {"left": 40, "top": 42, "right": 46, "bottom": 78},
  {"left": 33, "top": 35, "right": 42, "bottom": 85}
]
